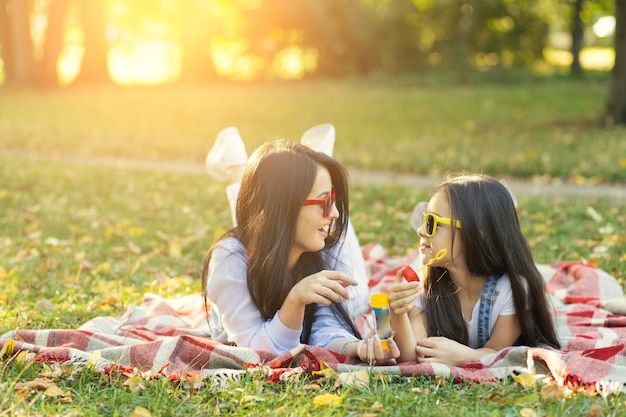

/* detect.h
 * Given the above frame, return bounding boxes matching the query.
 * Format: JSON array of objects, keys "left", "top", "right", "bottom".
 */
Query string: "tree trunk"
[
  {"left": 606, "top": 0, "right": 626, "bottom": 125},
  {"left": 570, "top": 0, "right": 584, "bottom": 75},
  {"left": 0, "top": 0, "right": 36, "bottom": 86},
  {"left": 72, "top": 0, "right": 111, "bottom": 85},
  {"left": 0, "top": 0, "right": 11, "bottom": 81},
  {"left": 179, "top": 0, "right": 218, "bottom": 83},
  {"left": 454, "top": 0, "right": 480, "bottom": 67},
  {"left": 39, "top": 0, "right": 70, "bottom": 87}
]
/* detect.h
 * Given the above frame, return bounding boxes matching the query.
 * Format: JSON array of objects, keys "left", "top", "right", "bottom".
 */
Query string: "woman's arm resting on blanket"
[
  {"left": 329, "top": 336, "right": 400, "bottom": 363},
  {"left": 206, "top": 240, "right": 302, "bottom": 354}
]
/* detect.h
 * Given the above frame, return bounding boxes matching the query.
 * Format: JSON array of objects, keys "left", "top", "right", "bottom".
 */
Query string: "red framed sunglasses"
[{"left": 303, "top": 188, "right": 336, "bottom": 218}]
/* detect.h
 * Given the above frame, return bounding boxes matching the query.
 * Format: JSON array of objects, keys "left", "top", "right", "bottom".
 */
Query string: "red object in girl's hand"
[{"left": 402, "top": 266, "right": 420, "bottom": 282}]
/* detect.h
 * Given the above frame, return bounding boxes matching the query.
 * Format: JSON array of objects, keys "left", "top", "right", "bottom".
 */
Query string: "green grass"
[
  {"left": 1, "top": 76, "right": 625, "bottom": 183},
  {"left": 1, "top": 78, "right": 625, "bottom": 415}
]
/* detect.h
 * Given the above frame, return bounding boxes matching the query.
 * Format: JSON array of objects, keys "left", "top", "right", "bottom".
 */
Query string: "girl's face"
[
  {"left": 418, "top": 190, "right": 464, "bottom": 269},
  {"left": 290, "top": 165, "right": 338, "bottom": 267}
]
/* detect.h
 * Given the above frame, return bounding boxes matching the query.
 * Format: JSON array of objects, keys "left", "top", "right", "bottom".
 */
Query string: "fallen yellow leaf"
[
  {"left": 14, "top": 377, "right": 55, "bottom": 391},
  {"left": 15, "top": 350, "right": 32, "bottom": 363},
  {"left": 512, "top": 373, "right": 537, "bottom": 389},
  {"left": 313, "top": 393, "right": 342, "bottom": 407},
  {"left": 131, "top": 406, "right": 153, "bottom": 417},
  {"left": 541, "top": 384, "right": 568, "bottom": 401},
  {"left": 335, "top": 370, "right": 369, "bottom": 388},
  {"left": 585, "top": 403, "right": 603, "bottom": 417},
  {"left": 87, "top": 350, "right": 101, "bottom": 370},
  {"left": 124, "top": 375, "right": 146, "bottom": 394},
  {"left": 312, "top": 367, "right": 337, "bottom": 378},
  {"left": 0, "top": 338, "right": 15, "bottom": 356},
  {"left": 44, "top": 385, "right": 69, "bottom": 398}
]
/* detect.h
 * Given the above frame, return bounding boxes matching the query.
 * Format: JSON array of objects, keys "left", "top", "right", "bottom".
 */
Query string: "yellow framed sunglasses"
[
  {"left": 410, "top": 203, "right": 462, "bottom": 237},
  {"left": 422, "top": 212, "right": 462, "bottom": 237}
]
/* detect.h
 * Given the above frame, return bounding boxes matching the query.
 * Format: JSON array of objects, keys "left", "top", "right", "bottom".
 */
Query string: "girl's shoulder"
[
  {"left": 497, "top": 273, "right": 529, "bottom": 291},
  {"left": 495, "top": 273, "right": 512, "bottom": 291}
]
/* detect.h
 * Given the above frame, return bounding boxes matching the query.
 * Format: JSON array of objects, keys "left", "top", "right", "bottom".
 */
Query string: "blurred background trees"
[{"left": 0, "top": 0, "right": 623, "bottom": 123}]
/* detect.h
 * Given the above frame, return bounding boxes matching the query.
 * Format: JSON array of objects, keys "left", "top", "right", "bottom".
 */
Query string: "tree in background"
[
  {"left": 40, "top": 0, "right": 70, "bottom": 86},
  {"left": 239, "top": 0, "right": 387, "bottom": 78},
  {"left": 0, "top": 0, "right": 36, "bottom": 86},
  {"left": 570, "top": 0, "right": 585, "bottom": 74},
  {"left": 0, "top": 0, "right": 622, "bottom": 91},
  {"left": 72, "top": 0, "right": 110, "bottom": 85},
  {"left": 606, "top": 0, "right": 626, "bottom": 125},
  {"left": 0, "top": 0, "right": 109, "bottom": 86},
  {"left": 178, "top": 0, "right": 220, "bottom": 83}
]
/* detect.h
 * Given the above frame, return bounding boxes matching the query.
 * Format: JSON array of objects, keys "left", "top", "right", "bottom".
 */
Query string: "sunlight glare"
[
  {"left": 593, "top": 16, "right": 615, "bottom": 38},
  {"left": 57, "top": 40, "right": 181, "bottom": 86},
  {"left": 272, "top": 46, "right": 314, "bottom": 80},
  {"left": 211, "top": 39, "right": 260, "bottom": 80},
  {"left": 58, "top": 45, "right": 83, "bottom": 86},
  {"left": 108, "top": 40, "right": 181, "bottom": 85}
]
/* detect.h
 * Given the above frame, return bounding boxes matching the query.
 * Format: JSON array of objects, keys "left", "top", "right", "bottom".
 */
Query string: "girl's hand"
[
  {"left": 414, "top": 337, "right": 476, "bottom": 366},
  {"left": 354, "top": 335, "right": 400, "bottom": 365},
  {"left": 288, "top": 270, "right": 355, "bottom": 306},
  {"left": 387, "top": 268, "right": 420, "bottom": 315}
]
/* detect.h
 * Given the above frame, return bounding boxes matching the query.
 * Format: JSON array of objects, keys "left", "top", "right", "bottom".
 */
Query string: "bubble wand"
[{"left": 402, "top": 248, "right": 447, "bottom": 282}]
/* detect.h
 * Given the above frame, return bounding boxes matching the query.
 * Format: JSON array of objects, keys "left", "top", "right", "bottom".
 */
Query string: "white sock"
[
  {"left": 301, "top": 123, "right": 335, "bottom": 157},
  {"left": 205, "top": 127, "right": 248, "bottom": 182}
]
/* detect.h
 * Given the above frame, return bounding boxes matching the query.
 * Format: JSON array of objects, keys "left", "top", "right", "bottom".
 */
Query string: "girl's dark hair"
[
  {"left": 202, "top": 140, "right": 359, "bottom": 343},
  {"left": 423, "top": 174, "right": 560, "bottom": 349}
]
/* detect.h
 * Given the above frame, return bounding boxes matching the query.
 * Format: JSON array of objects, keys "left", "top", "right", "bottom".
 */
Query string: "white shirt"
[
  {"left": 414, "top": 274, "right": 517, "bottom": 348},
  {"left": 205, "top": 237, "right": 358, "bottom": 355}
]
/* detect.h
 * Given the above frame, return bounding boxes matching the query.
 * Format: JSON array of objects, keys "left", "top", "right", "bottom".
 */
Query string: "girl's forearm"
[{"left": 390, "top": 311, "right": 417, "bottom": 362}]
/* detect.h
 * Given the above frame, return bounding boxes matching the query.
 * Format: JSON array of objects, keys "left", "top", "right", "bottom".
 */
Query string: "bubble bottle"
[{"left": 370, "top": 293, "right": 392, "bottom": 349}]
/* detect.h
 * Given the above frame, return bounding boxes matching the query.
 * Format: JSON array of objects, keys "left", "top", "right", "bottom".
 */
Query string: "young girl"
[
  {"left": 388, "top": 174, "right": 560, "bottom": 366},
  {"left": 202, "top": 139, "right": 398, "bottom": 362}
]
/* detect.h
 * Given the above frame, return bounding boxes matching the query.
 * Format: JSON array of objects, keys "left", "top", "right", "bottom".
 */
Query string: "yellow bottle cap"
[{"left": 370, "top": 293, "right": 389, "bottom": 308}]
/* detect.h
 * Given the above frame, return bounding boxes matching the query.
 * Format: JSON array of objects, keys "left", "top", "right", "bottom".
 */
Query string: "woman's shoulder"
[
  {"left": 214, "top": 235, "right": 244, "bottom": 250},
  {"left": 212, "top": 236, "right": 247, "bottom": 262},
  {"left": 206, "top": 237, "right": 248, "bottom": 289}
]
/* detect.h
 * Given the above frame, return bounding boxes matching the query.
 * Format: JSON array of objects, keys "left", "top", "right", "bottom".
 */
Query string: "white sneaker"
[
  {"left": 301, "top": 123, "right": 335, "bottom": 157},
  {"left": 205, "top": 127, "right": 248, "bottom": 182},
  {"left": 499, "top": 179, "right": 519, "bottom": 208}
]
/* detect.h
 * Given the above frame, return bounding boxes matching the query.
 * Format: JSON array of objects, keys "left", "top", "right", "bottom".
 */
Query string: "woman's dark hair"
[
  {"left": 423, "top": 174, "right": 560, "bottom": 349},
  {"left": 202, "top": 140, "right": 359, "bottom": 343}
]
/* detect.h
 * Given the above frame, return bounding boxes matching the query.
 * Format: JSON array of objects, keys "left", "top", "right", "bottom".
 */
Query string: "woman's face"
[
  {"left": 418, "top": 190, "right": 464, "bottom": 269},
  {"left": 290, "top": 165, "right": 338, "bottom": 266}
]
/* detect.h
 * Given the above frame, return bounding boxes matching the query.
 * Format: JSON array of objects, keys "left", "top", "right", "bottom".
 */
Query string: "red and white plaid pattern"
[{"left": 1, "top": 251, "right": 625, "bottom": 388}]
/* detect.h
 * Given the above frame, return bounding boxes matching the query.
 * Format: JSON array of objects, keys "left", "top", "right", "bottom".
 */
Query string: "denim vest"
[{"left": 477, "top": 275, "right": 500, "bottom": 348}]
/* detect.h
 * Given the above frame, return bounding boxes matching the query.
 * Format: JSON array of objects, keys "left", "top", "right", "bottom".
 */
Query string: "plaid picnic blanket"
[{"left": 2, "top": 248, "right": 625, "bottom": 389}]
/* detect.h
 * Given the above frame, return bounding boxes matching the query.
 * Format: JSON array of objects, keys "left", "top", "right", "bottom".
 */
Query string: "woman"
[
  {"left": 202, "top": 139, "right": 398, "bottom": 362},
  {"left": 389, "top": 174, "right": 560, "bottom": 365}
]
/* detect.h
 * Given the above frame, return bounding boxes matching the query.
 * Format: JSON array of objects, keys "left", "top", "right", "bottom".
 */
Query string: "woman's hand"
[
  {"left": 288, "top": 270, "right": 355, "bottom": 306},
  {"left": 339, "top": 336, "right": 400, "bottom": 365},
  {"left": 357, "top": 335, "right": 400, "bottom": 365},
  {"left": 387, "top": 268, "right": 420, "bottom": 315},
  {"left": 280, "top": 270, "right": 355, "bottom": 330}
]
